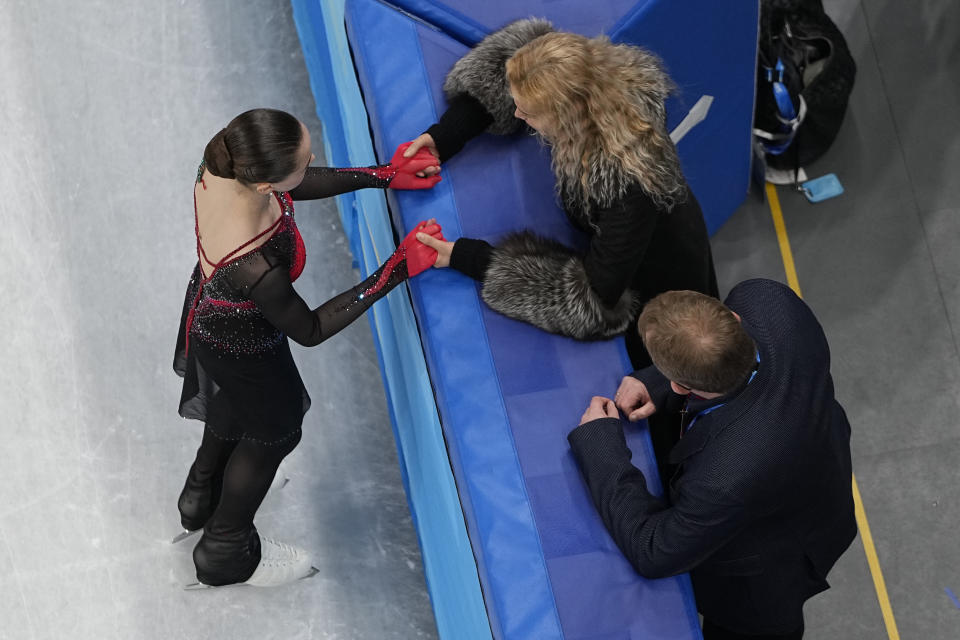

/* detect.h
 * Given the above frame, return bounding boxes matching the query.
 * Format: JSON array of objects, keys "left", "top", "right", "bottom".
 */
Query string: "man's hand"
[
  {"left": 400, "top": 134, "right": 441, "bottom": 177},
  {"left": 613, "top": 376, "right": 657, "bottom": 421},
  {"left": 579, "top": 396, "right": 619, "bottom": 425},
  {"left": 415, "top": 232, "right": 453, "bottom": 268}
]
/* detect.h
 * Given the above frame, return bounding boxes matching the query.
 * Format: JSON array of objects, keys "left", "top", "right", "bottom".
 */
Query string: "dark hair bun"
[
  {"left": 201, "top": 109, "right": 303, "bottom": 185},
  {"left": 203, "top": 128, "right": 235, "bottom": 179}
]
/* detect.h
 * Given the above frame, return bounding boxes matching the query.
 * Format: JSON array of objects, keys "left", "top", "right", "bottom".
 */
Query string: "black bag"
[{"left": 754, "top": 0, "right": 857, "bottom": 171}]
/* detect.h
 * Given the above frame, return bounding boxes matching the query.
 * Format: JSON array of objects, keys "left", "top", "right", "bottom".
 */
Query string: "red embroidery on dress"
[
  {"left": 184, "top": 191, "right": 288, "bottom": 356},
  {"left": 207, "top": 299, "right": 257, "bottom": 310},
  {"left": 336, "top": 165, "right": 397, "bottom": 182},
  {"left": 362, "top": 246, "right": 405, "bottom": 298},
  {"left": 289, "top": 224, "right": 306, "bottom": 282}
]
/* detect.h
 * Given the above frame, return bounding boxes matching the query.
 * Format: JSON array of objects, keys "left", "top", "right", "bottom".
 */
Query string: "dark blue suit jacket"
[{"left": 568, "top": 279, "right": 857, "bottom": 635}]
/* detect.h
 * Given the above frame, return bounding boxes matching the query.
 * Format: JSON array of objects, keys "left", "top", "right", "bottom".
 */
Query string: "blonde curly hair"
[{"left": 506, "top": 32, "right": 685, "bottom": 217}]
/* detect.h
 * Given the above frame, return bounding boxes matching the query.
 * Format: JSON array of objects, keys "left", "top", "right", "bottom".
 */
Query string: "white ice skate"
[
  {"left": 183, "top": 536, "right": 318, "bottom": 590},
  {"left": 171, "top": 470, "right": 290, "bottom": 544},
  {"left": 242, "top": 537, "right": 318, "bottom": 587}
]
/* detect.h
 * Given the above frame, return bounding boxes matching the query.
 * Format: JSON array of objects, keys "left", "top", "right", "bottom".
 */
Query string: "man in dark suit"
[{"left": 568, "top": 279, "right": 857, "bottom": 640}]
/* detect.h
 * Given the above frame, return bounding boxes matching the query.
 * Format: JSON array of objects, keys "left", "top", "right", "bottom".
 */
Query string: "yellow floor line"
[
  {"left": 764, "top": 182, "right": 900, "bottom": 640},
  {"left": 765, "top": 183, "right": 803, "bottom": 297}
]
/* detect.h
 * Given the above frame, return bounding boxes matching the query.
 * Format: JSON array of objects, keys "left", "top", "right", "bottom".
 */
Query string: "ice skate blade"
[
  {"left": 183, "top": 567, "right": 319, "bottom": 591},
  {"left": 183, "top": 581, "right": 221, "bottom": 591},
  {"left": 171, "top": 529, "right": 200, "bottom": 544}
]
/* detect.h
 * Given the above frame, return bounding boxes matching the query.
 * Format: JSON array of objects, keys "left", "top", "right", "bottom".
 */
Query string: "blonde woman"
[{"left": 404, "top": 20, "right": 718, "bottom": 368}]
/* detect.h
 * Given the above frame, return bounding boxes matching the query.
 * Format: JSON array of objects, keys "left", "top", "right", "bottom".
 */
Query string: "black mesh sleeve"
[
  {"left": 287, "top": 165, "right": 395, "bottom": 201},
  {"left": 227, "top": 252, "right": 408, "bottom": 347}
]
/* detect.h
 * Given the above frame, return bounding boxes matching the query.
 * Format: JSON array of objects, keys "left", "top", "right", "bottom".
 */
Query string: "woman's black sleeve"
[
  {"left": 287, "top": 166, "right": 393, "bottom": 201},
  {"left": 449, "top": 237, "right": 495, "bottom": 281},
  {"left": 446, "top": 187, "right": 658, "bottom": 340},
  {"left": 449, "top": 189, "right": 659, "bottom": 301},
  {"left": 424, "top": 94, "right": 497, "bottom": 162},
  {"left": 584, "top": 187, "right": 660, "bottom": 306},
  {"left": 230, "top": 254, "right": 408, "bottom": 347}
]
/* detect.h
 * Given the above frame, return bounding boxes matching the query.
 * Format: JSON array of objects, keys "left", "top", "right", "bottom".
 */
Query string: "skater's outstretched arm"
[
  {"left": 227, "top": 222, "right": 443, "bottom": 346},
  {"left": 288, "top": 147, "right": 441, "bottom": 201},
  {"left": 287, "top": 166, "right": 393, "bottom": 200}
]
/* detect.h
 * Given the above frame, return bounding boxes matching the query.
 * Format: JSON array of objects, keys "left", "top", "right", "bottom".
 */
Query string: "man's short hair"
[{"left": 638, "top": 291, "right": 757, "bottom": 394}]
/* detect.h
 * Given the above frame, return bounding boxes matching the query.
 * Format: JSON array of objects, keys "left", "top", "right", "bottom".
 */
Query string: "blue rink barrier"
[
  {"left": 291, "top": 2, "right": 492, "bottom": 639},
  {"left": 353, "top": 0, "right": 760, "bottom": 235},
  {"left": 292, "top": 1, "right": 758, "bottom": 638}
]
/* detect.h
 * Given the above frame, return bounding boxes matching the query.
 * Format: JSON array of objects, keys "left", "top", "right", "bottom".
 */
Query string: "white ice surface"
[{"left": 0, "top": 2, "right": 436, "bottom": 638}]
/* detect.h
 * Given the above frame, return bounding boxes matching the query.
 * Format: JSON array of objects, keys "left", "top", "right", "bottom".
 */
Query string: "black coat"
[
  {"left": 429, "top": 93, "right": 718, "bottom": 364},
  {"left": 568, "top": 279, "right": 857, "bottom": 635}
]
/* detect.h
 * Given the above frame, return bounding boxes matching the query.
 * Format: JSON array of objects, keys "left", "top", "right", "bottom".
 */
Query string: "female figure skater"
[
  {"left": 406, "top": 21, "right": 718, "bottom": 369},
  {"left": 173, "top": 108, "right": 442, "bottom": 588}
]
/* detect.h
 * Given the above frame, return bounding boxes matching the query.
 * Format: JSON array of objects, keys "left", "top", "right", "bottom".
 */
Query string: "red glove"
[
  {"left": 362, "top": 220, "right": 445, "bottom": 298},
  {"left": 387, "top": 142, "right": 442, "bottom": 190},
  {"left": 401, "top": 220, "right": 445, "bottom": 277},
  {"left": 389, "top": 142, "right": 440, "bottom": 168}
]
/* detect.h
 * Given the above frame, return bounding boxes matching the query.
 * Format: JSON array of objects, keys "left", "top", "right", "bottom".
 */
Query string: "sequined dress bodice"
[
  {"left": 174, "top": 160, "right": 409, "bottom": 442},
  {"left": 185, "top": 190, "right": 306, "bottom": 357}
]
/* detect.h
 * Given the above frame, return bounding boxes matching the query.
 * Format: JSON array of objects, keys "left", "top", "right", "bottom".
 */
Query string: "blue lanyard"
[{"left": 685, "top": 354, "right": 760, "bottom": 433}]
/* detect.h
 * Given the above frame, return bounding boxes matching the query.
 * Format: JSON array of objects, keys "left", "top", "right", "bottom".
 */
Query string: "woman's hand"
[
  {"left": 388, "top": 142, "right": 442, "bottom": 189},
  {"left": 415, "top": 231, "right": 453, "bottom": 268},
  {"left": 401, "top": 219, "right": 444, "bottom": 277},
  {"left": 399, "top": 134, "right": 441, "bottom": 177}
]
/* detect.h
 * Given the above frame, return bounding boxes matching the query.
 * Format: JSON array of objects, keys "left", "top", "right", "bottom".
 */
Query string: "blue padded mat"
[
  {"left": 386, "top": 0, "right": 644, "bottom": 45},
  {"left": 346, "top": 0, "right": 704, "bottom": 638},
  {"left": 364, "top": 0, "right": 759, "bottom": 235},
  {"left": 610, "top": 0, "right": 760, "bottom": 235},
  {"left": 291, "top": 2, "right": 492, "bottom": 638}
]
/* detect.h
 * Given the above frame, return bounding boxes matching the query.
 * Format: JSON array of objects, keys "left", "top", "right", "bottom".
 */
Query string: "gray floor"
[
  {"left": 0, "top": 0, "right": 957, "bottom": 639},
  {"left": 713, "top": 1, "right": 960, "bottom": 639}
]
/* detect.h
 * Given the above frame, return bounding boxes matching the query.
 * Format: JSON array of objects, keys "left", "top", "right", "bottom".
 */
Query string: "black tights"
[{"left": 180, "top": 425, "right": 301, "bottom": 585}]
